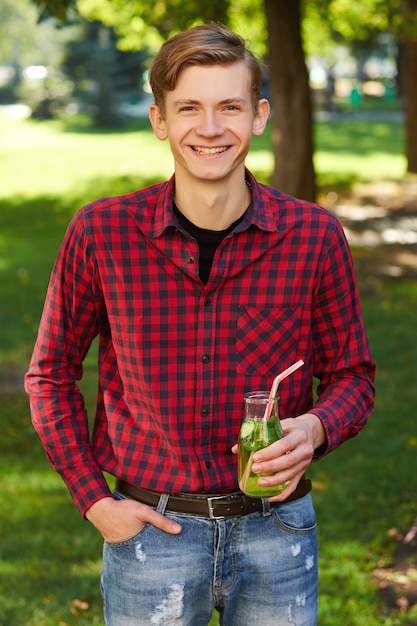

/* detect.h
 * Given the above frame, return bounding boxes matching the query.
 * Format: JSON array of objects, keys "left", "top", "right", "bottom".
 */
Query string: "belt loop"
[
  {"left": 261, "top": 497, "right": 272, "bottom": 516},
  {"left": 156, "top": 493, "right": 169, "bottom": 515}
]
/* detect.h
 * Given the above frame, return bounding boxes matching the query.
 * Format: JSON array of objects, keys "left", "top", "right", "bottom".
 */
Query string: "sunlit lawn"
[
  {"left": 0, "top": 112, "right": 416, "bottom": 625},
  {"left": 314, "top": 117, "right": 406, "bottom": 187}
]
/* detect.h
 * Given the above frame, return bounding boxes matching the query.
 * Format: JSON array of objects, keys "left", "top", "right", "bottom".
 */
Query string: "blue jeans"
[{"left": 101, "top": 491, "right": 318, "bottom": 625}]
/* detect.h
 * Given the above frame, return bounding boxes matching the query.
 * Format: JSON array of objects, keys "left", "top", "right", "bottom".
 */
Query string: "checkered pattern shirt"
[{"left": 25, "top": 170, "right": 375, "bottom": 517}]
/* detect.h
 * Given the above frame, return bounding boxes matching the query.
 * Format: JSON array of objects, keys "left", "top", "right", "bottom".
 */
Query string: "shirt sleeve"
[
  {"left": 308, "top": 219, "right": 375, "bottom": 456},
  {"left": 25, "top": 209, "right": 112, "bottom": 517}
]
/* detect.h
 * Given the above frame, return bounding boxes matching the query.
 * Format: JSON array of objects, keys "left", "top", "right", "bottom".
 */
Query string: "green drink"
[{"left": 238, "top": 393, "right": 288, "bottom": 497}]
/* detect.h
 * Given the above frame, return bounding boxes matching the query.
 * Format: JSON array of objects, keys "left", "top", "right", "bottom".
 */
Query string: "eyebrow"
[{"left": 172, "top": 98, "right": 248, "bottom": 107}]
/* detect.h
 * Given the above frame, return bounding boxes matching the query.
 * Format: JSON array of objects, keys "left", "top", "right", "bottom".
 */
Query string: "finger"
[
  {"left": 253, "top": 437, "right": 292, "bottom": 464},
  {"left": 267, "top": 482, "right": 296, "bottom": 502},
  {"left": 255, "top": 447, "right": 311, "bottom": 478},
  {"left": 266, "top": 471, "right": 307, "bottom": 503},
  {"left": 252, "top": 447, "right": 291, "bottom": 474},
  {"left": 138, "top": 504, "right": 182, "bottom": 535},
  {"left": 257, "top": 464, "right": 294, "bottom": 488}
]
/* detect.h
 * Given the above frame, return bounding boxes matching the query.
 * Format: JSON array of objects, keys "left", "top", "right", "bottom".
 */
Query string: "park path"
[{"left": 320, "top": 176, "right": 417, "bottom": 294}]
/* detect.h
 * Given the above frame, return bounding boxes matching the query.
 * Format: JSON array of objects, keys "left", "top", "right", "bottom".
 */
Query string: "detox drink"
[{"left": 238, "top": 392, "right": 288, "bottom": 497}]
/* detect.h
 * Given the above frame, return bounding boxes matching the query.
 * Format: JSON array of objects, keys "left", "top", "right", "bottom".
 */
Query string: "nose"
[{"left": 196, "top": 110, "right": 223, "bottom": 136}]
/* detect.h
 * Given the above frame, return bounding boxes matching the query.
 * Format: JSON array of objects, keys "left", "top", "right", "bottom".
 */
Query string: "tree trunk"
[
  {"left": 264, "top": 0, "right": 316, "bottom": 201},
  {"left": 405, "top": 0, "right": 417, "bottom": 172}
]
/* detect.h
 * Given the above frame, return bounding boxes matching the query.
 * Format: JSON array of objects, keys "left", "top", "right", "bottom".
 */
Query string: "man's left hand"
[{"left": 232, "top": 413, "right": 326, "bottom": 501}]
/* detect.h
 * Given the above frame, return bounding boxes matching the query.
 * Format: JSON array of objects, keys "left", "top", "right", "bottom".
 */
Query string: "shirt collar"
[
  {"left": 152, "top": 175, "right": 179, "bottom": 238},
  {"left": 152, "top": 169, "right": 279, "bottom": 238}
]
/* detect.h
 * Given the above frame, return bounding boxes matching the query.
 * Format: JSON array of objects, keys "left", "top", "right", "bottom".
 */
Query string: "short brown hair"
[{"left": 149, "top": 23, "right": 263, "bottom": 116}]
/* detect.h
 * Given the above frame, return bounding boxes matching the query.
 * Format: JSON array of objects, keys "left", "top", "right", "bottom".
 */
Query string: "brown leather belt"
[{"left": 115, "top": 478, "right": 312, "bottom": 520}]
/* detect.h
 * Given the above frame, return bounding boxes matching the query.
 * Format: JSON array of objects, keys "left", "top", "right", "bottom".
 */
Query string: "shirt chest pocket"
[{"left": 236, "top": 306, "right": 302, "bottom": 378}]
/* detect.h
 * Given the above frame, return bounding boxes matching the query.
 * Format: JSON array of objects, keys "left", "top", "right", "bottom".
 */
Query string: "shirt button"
[
  {"left": 202, "top": 354, "right": 210, "bottom": 363},
  {"left": 201, "top": 408, "right": 209, "bottom": 417},
  {"left": 187, "top": 256, "right": 195, "bottom": 263},
  {"left": 204, "top": 298, "right": 211, "bottom": 307}
]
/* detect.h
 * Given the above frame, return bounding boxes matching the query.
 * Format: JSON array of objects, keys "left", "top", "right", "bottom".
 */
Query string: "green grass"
[
  {"left": 0, "top": 113, "right": 416, "bottom": 625},
  {"left": 314, "top": 119, "right": 406, "bottom": 188}
]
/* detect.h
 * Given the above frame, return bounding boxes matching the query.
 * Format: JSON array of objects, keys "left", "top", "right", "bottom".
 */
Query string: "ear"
[
  {"left": 149, "top": 104, "right": 168, "bottom": 140},
  {"left": 252, "top": 99, "right": 270, "bottom": 136}
]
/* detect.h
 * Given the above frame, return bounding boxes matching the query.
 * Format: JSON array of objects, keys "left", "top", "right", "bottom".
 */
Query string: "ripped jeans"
[{"left": 101, "top": 491, "right": 318, "bottom": 626}]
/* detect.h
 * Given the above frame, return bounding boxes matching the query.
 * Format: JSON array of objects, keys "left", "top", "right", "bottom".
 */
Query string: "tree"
[
  {"left": 0, "top": 0, "right": 76, "bottom": 68},
  {"left": 62, "top": 20, "right": 148, "bottom": 126},
  {"left": 307, "top": 0, "right": 417, "bottom": 173},
  {"left": 31, "top": 0, "right": 76, "bottom": 21},
  {"left": 402, "top": 0, "right": 417, "bottom": 171},
  {"left": 75, "top": 0, "right": 231, "bottom": 49},
  {"left": 264, "top": 0, "right": 316, "bottom": 200},
  {"left": 0, "top": 0, "right": 81, "bottom": 109}
]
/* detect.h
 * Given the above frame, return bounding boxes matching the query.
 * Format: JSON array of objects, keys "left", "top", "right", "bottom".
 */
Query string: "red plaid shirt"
[{"left": 25, "top": 170, "right": 375, "bottom": 517}]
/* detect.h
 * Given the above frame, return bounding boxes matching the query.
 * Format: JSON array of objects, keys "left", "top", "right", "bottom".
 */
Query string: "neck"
[{"left": 173, "top": 173, "right": 251, "bottom": 230}]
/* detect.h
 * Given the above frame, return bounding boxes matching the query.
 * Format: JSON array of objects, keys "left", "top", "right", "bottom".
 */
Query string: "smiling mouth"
[{"left": 192, "top": 146, "right": 229, "bottom": 155}]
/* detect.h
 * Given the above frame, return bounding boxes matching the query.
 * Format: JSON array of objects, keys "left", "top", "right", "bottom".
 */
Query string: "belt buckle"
[{"left": 207, "top": 495, "right": 228, "bottom": 520}]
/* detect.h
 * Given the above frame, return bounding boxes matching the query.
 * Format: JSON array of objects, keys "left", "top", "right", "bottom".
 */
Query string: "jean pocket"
[
  {"left": 105, "top": 489, "right": 149, "bottom": 546},
  {"left": 272, "top": 494, "right": 317, "bottom": 534},
  {"left": 236, "top": 306, "right": 302, "bottom": 377},
  {"left": 105, "top": 525, "right": 148, "bottom": 547}
]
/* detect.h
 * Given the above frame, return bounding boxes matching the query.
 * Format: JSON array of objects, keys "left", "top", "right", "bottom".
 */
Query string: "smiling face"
[{"left": 149, "top": 62, "right": 269, "bottom": 189}]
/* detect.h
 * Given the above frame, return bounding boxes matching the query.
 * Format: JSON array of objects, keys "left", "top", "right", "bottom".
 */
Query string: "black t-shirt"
[{"left": 173, "top": 204, "right": 247, "bottom": 284}]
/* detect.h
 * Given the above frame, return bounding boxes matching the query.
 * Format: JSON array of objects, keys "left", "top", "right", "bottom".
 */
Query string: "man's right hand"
[{"left": 85, "top": 496, "right": 182, "bottom": 542}]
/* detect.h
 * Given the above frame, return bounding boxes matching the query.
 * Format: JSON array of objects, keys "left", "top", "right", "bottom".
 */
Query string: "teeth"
[{"left": 193, "top": 146, "right": 228, "bottom": 155}]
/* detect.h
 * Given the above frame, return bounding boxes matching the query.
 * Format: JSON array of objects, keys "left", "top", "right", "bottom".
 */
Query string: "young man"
[{"left": 25, "top": 23, "right": 375, "bottom": 626}]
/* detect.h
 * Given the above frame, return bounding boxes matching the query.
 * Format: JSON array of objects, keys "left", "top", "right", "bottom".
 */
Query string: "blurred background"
[{"left": 0, "top": 1, "right": 416, "bottom": 625}]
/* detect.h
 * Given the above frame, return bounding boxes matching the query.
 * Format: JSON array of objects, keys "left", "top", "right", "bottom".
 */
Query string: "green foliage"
[
  {"left": 76, "top": 0, "right": 230, "bottom": 52},
  {"left": 25, "top": 0, "right": 266, "bottom": 56},
  {"left": 75, "top": 0, "right": 266, "bottom": 55},
  {"left": 305, "top": 0, "right": 417, "bottom": 51},
  {"left": 61, "top": 20, "right": 149, "bottom": 127},
  {"left": 303, "top": 1, "right": 336, "bottom": 59},
  {"left": 227, "top": 0, "right": 267, "bottom": 59},
  {"left": 328, "top": 0, "right": 397, "bottom": 41},
  {"left": 17, "top": 73, "right": 73, "bottom": 119},
  {"left": 0, "top": 0, "right": 36, "bottom": 64},
  {"left": 27, "top": 0, "right": 416, "bottom": 59},
  {"left": 32, "top": 0, "right": 77, "bottom": 21},
  {"left": 0, "top": 0, "right": 78, "bottom": 68}
]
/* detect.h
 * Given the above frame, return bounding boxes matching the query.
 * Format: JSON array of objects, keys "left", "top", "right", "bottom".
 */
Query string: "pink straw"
[{"left": 263, "top": 359, "right": 304, "bottom": 421}]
